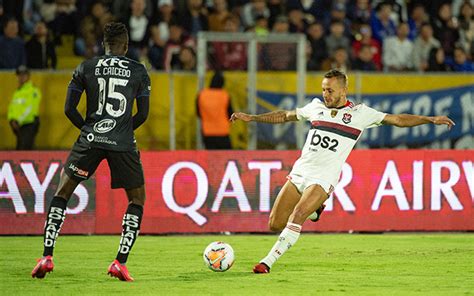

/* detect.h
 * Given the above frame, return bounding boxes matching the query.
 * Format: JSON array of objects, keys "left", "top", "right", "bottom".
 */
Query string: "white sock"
[{"left": 261, "top": 222, "right": 302, "bottom": 268}]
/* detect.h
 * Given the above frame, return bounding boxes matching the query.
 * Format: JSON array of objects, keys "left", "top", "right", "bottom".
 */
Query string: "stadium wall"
[
  {"left": 1, "top": 150, "right": 472, "bottom": 235},
  {"left": 0, "top": 72, "right": 472, "bottom": 150}
]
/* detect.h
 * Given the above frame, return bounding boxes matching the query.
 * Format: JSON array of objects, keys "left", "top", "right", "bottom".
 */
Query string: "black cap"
[{"left": 16, "top": 65, "right": 29, "bottom": 75}]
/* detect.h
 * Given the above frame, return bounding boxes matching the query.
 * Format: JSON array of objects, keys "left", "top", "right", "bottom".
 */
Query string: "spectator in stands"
[
  {"left": 407, "top": 3, "right": 429, "bottom": 40},
  {"left": 352, "top": 23, "right": 382, "bottom": 70},
  {"left": 376, "top": 0, "right": 409, "bottom": 23},
  {"left": 76, "top": 1, "right": 114, "bottom": 58},
  {"left": 26, "top": 20, "right": 57, "bottom": 69},
  {"left": 254, "top": 14, "right": 269, "bottom": 36},
  {"left": 321, "top": 46, "right": 351, "bottom": 72},
  {"left": 261, "top": 15, "right": 295, "bottom": 70},
  {"left": 324, "top": 2, "right": 352, "bottom": 38},
  {"left": 125, "top": 0, "right": 151, "bottom": 61},
  {"left": 287, "top": 8, "right": 306, "bottom": 33},
  {"left": 163, "top": 21, "right": 195, "bottom": 71},
  {"left": 7, "top": 66, "right": 41, "bottom": 150},
  {"left": 445, "top": 46, "right": 474, "bottom": 72},
  {"left": 348, "top": 0, "right": 373, "bottom": 29},
  {"left": 148, "top": 25, "right": 166, "bottom": 70},
  {"left": 267, "top": 0, "right": 286, "bottom": 29},
  {"left": 241, "top": 0, "right": 270, "bottom": 29},
  {"left": 458, "top": 1, "right": 474, "bottom": 58},
  {"left": 155, "top": 0, "right": 178, "bottom": 44},
  {"left": 174, "top": 46, "right": 196, "bottom": 71},
  {"left": 305, "top": 42, "right": 319, "bottom": 71},
  {"left": 22, "top": 0, "right": 43, "bottom": 35},
  {"left": 181, "top": 0, "right": 208, "bottom": 36},
  {"left": 352, "top": 44, "right": 378, "bottom": 71},
  {"left": 427, "top": 47, "right": 450, "bottom": 72},
  {"left": 212, "top": 15, "right": 247, "bottom": 70},
  {"left": 431, "top": 3, "right": 460, "bottom": 57},
  {"left": 208, "top": 0, "right": 231, "bottom": 31},
  {"left": 413, "top": 23, "right": 440, "bottom": 72},
  {"left": 371, "top": 1, "right": 396, "bottom": 43},
  {"left": 112, "top": 0, "right": 153, "bottom": 23},
  {"left": 383, "top": 22, "right": 414, "bottom": 71},
  {"left": 0, "top": 17, "right": 26, "bottom": 69},
  {"left": 197, "top": 71, "right": 233, "bottom": 149},
  {"left": 306, "top": 21, "right": 328, "bottom": 71},
  {"left": 286, "top": 0, "right": 329, "bottom": 22},
  {"left": 325, "top": 20, "right": 351, "bottom": 55},
  {"left": 49, "top": 0, "right": 81, "bottom": 44}
]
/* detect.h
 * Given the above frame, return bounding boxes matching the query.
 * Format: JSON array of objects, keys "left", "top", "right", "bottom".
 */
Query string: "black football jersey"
[{"left": 68, "top": 55, "right": 151, "bottom": 151}]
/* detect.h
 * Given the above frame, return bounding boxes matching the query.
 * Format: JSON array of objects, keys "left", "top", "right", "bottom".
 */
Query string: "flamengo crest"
[{"left": 342, "top": 113, "right": 352, "bottom": 124}]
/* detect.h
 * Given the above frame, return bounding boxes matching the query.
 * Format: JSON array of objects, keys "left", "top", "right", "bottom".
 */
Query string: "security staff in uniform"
[
  {"left": 197, "top": 71, "right": 233, "bottom": 149},
  {"left": 7, "top": 65, "right": 42, "bottom": 150}
]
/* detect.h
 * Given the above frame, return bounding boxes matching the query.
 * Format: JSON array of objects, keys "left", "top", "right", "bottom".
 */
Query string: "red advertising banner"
[{"left": 1, "top": 151, "right": 473, "bottom": 234}]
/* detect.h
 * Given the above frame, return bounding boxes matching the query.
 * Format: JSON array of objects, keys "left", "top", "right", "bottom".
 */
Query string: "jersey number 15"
[{"left": 96, "top": 77, "right": 128, "bottom": 117}]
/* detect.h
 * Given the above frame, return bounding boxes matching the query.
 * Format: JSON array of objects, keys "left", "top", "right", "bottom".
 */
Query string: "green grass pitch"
[{"left": 1, "top": 234, "right": 473, "bottom": 295}]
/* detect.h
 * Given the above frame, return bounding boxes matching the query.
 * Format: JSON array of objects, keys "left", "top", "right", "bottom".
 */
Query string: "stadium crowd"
[{"left": 0, "top": 0, "right": 473, "bottom": 72}]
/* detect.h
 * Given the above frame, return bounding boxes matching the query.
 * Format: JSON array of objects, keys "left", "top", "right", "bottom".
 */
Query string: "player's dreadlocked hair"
[
  {"left": 324, "top": 69, "right": 348, "bottom": 88},
  {"left": 103, "top": 22, "right": 128, "bottom": 45}
]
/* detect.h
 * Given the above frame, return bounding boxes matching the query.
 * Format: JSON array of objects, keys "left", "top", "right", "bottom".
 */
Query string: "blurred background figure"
[
  {"left": 413, "top": 23, "right": 440, "bottom": 72},
  {"left": 26, "top": 20, "right": 57, "bottom": 69},
  {"left": 197, "top": 71, "right": 233, "bottom": 149},
  {"left": 208, "top": 0, "right": 231, "bottom": 32},
  {"left": 383, "top": 22, "right": 414, "bottom": 71},
  {"left": 212, "top": 15, "right": 247, "bottom": 70},
  {"left": 75, "top": 0, "right": 114, "bottom": 58},
  {"left": 7, "top": 66, "right": 41, "bottom": 150},
  {"left": 426, "top": 47, "right": 450, "bottom": 72},
  {"left": 431, "top": 3, "right": 459, "bottom": 57},
  {"left": 352, "top": 44, "right": 378, "bottom": 71},
  {"left": 321, "top": 46, "right": 350, "bottom": 72},
  {"left": 124, "top": 0, "right": 151, "bottom": 61},
  {"left": 306, "top": 21, "right": 328, "bottom": 71},
  {"left": 352, "top": 23, "right": 382, "bottom": 70},
  {"left": 0, "top": 17, "right": 26, "bottom": 69},
  {"left": 148, "top": 24, "right": 166, "bottom": 70},
  {"left": 445, "top": 46, "right": 474, "bottom": 72}
]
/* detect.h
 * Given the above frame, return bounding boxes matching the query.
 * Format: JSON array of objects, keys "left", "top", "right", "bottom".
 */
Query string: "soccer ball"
[{"left": 203, "top": 241, "right": 235, "bottom": 272}]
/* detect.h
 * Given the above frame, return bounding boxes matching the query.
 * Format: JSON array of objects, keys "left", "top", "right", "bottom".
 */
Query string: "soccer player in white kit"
[{"left": 230, "top": 69, "right": 455, "bottom": 273}]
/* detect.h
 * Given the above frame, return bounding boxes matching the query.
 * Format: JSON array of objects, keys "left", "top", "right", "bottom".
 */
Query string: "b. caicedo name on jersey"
[{"left": 94, "top": 57, "right": 131, "bottom": 78}]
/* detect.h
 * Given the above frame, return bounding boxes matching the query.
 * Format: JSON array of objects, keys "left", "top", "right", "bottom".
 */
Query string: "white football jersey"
[{"left": 291, "top": 98, "right": 387, "bottom": 188}]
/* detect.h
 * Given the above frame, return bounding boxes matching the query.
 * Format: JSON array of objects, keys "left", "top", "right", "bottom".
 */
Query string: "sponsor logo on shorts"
[
  {"left": 93, "top": 119, "right": 116, "bottom": 133},
  {"left": 68, "top": 164, "right": 89, "bottom": 178}
]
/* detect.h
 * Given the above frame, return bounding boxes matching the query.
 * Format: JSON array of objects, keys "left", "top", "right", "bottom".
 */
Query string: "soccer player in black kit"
[{"left": 31, "top": 22, "right": 150, "bottom": 282}]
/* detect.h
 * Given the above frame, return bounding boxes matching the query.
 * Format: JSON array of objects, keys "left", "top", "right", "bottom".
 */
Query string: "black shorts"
[{"left": 64, "top": 140, "right": 144, "bottom": 189}]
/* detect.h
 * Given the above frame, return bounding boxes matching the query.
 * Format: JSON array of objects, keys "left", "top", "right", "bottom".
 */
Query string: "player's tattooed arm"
[
  {"left": 382, "top": 114, "right": 455, "bottom": 129},
  {"left": 230, "top": 110, "right": 298, "bottom": 124}
]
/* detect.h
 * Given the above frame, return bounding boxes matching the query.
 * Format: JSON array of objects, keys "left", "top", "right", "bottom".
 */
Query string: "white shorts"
[{"left": 287, "top": 173, "right": 334, "bottom": 196}]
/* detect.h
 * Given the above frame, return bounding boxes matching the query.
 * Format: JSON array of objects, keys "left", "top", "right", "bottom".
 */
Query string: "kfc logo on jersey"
[{"left": 342, "top": 113, "right": 352, "bottom": 124}]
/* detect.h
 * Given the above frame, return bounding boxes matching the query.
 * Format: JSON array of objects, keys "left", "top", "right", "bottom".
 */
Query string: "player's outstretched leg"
[
  {"left": 254, "top": 222, "right": 302, "bottom": 273},
  {"left": 32, "top": 196, "right": 68, "bottom": 279},
  {"left": 307, "top": 203, "right": 326, "bottom": 222},
  {"left": 254, "top": 184, "right": 328, "bottom": 273},
  {"left": 108, "top": 202, "right": 143, "bottom": 282}
]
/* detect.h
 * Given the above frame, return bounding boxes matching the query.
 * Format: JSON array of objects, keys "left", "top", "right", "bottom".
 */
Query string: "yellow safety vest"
[{"left": 7, "top": 81, "right": 41, "bottom": 126}]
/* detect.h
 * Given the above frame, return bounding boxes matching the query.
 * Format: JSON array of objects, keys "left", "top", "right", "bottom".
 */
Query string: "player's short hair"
[
  {"left": 324, "top": 69, "right": 348, "bottom": 88},
  {"left": 103, "top": 22, "right": 128, "bottom": 46}
]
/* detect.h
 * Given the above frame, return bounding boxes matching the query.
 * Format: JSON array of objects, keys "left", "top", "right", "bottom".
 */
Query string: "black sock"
[
  {"left": 116, "top": 203, "right": 143, "bottom": 264},
  {"left": 43, "top": 196, "right": 68, "bottom": 257}
]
